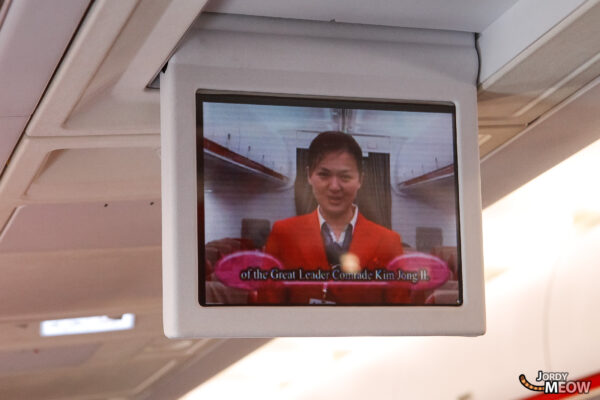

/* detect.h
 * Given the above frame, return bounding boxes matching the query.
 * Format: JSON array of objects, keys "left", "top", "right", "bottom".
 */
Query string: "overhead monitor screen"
[{"left": 197, "top": 94, "right": 461, "bottom": 306}]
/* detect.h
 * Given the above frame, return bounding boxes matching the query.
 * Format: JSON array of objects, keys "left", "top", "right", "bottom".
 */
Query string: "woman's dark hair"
[{"left": 307, "top": 131, "right": 363, "bottom": 175}]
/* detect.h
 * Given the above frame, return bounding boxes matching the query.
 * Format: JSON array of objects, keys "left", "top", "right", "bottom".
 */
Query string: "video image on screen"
[{"left": 197, "top": 94, "right": 462, "bottom": 306}]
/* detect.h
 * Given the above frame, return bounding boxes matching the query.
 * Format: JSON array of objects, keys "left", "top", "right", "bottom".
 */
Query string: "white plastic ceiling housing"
[{"left": 202, "top": 0, "right": 521, "bottom": 32}]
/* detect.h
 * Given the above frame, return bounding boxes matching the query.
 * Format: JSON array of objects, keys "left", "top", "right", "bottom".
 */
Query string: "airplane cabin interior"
[{"left": 0, "top": 0, "right": 599, "bottom": 399}]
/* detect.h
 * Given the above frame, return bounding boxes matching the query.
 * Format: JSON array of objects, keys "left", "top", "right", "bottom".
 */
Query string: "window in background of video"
[{"left": 197, "top": 94, "right": 461, "bottom": 306}]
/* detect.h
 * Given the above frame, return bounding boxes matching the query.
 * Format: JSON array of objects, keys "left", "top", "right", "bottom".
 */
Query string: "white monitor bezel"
[{"left": 161, "top": 14, "right": 485, "bottom": 337}]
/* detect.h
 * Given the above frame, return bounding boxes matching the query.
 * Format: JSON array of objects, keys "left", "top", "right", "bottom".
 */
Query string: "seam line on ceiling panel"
[
  {"left": 62, "top": 0, "right": 142, "bottom": 127},
  {"left": 0, "top": 206, "right": 17, "bottom": 240}
]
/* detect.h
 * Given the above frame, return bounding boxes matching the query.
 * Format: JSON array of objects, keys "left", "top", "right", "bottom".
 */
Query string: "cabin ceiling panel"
[
  {"left": 138, "top": 339, "right": 271, "bottom": 400},
  {"left": 25, "top": 0, "right": 208, "bottom": 138},
  {"left": 477, "top": 0, "right": 589, "bottom": 83},
  {"left": 0, "top": 0, "right": 89, "bottom": 174},
  {"left": 0, "top": 311, "right": 231, "bottom": 400},
  {"left": 0, "top": 357, "right": 174, "bottom": 400},
  {"left": 478, "top": 125, "right": 525, "bottom": 159},
  {"left": 139, "top": 337, "right": 201, "bottom": 357},
  {"left": 0, "top": 343, "right": 101, "bottom": 374},
  {"left": 0, "top": 312, "right": 216, "bottom": 398},
  {"left": 478, "top": 0, "right": 600, "bottom": 127},
  {"left": 25, "top": 147, "right": 161, "bottom": 201},
  {"left": 0, "top": 315, "right": 180, "bottom": 399},
  {"left": 83, "top": 338, "right": 153, "bottom": 368},
  {"left": 0, "top": 247, "right": 161, "bottom": 321},
  {"left": 0, "top": 134, "right": 160, "bottom": 206},
  {"left": 0, "top": 201, "right": 160, "bottom": 253},
  {"left": 0, "top": 0, "right": 89, "bottom": 117},
  {"left": 481, "top": 75, "right": 600, "bottom": 207}
]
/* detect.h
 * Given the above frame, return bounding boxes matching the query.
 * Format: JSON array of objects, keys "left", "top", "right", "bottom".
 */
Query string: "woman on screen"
[{"left": 265, "top": 131, "right": 406, "bottom": 303}]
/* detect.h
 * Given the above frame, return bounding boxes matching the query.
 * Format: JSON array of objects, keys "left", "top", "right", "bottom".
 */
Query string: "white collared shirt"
[{"left": 317, "top": 205, "right": 358, "bottom": 245}]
